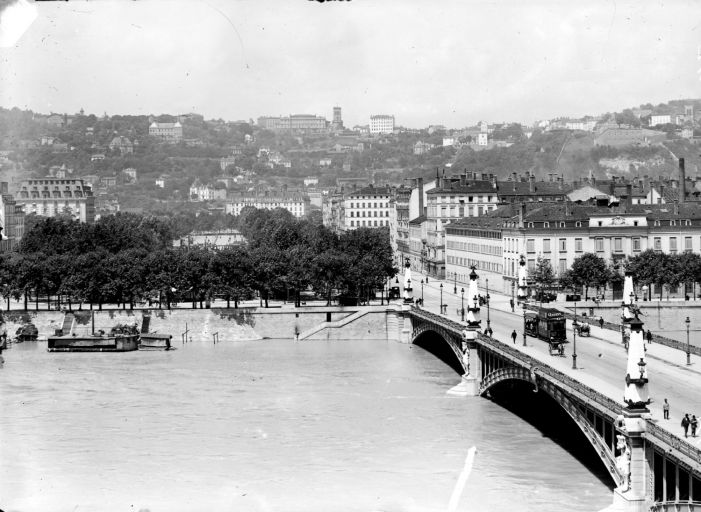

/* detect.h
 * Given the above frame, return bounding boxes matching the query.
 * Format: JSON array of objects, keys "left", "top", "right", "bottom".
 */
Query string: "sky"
[{"left": 0, "top": 0, "right": 700, "bottom": 128}]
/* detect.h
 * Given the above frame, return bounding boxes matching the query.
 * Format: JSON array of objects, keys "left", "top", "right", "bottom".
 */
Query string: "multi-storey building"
[
  {"left": 369, "top": 115, "right": 395, "bottom": 135},
  {"left": 344, "top": 185, "right": 392, "bottom": 230},
  {"left": 444, "top": 200, "right": 701, "bottom": 298},
  {"left": 173, "top": 229, "right": 246, "bottom": 249},
  {"left": 226, "top": 194, "right": 310, "bottom": 218},
  {"left": 392, "top": 186, "right": 411, "bottom": 264},
  {"left": 189, "top": 180, "right": 227, "bottom": 201},
  {"left": 257, "top": 114, "right": 327, "bottom": 132},
  {"left": 13, "top": 178, "right": 95, "bottom": 223},
  {"left": 0, "top": 183, "right": 25, "bottom": 251},
  {"left": 149, "top": 121, "right": 183, "bottom": 142},
  {"left": 422, "top": 172, "right": 499, "bottom": 279},
  {"left": 322, "top": 189, "right": 345, "bottom": 233}
]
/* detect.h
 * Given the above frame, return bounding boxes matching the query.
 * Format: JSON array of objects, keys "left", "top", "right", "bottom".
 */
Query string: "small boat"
[
  {"left": 139, "top": 334, "right": 174, "bottom": 350},
  {"left": 137, "top": 313, "right": 174, "bottom": 350},
  {"left": 47, "top": 313, "right": 139, "bottom": 353}
]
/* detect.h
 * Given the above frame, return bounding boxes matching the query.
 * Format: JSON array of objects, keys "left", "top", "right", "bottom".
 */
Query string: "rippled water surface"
[{"left": 0, "top": 338, "right": 612, "bottom": 512}]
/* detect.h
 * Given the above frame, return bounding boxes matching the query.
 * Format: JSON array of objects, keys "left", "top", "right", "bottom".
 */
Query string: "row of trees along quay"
[
  {"left": 0, "top": 209, "right": 396, "bottom": 311},
  {"left": 530, "top": 251, "right": 701, "bottom": 300}
]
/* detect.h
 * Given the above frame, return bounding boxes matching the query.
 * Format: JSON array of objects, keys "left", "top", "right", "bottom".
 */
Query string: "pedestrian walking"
[
  {"left": 692, "top": 415, "right": 698, "bottom": 437},
  {"left": 598, "top": 316, "right": 604, "bottom": 329},
  {"left": 509, "top": 298, "right": 515, "bottom": 312},
  {"left": 646, "top": 330, "right": 653, "bottom": 344},
  {"left": 511, "top": 329, "right": 517, "bottom": 344},
  {"left": 682, "top": 414, "right": 691, "bottom": 437},
  {"left": 663, "top": 398, "right": 670, "bottom": 419}
]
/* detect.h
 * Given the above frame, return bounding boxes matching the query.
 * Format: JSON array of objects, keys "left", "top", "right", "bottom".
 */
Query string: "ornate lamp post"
[
  {"left": 440, "top": 283, "right": 443, "bottom": 314},
  {"left": 421, "top": 279, "right": 424, "bottom": 304},
  {"left": 461, "top": 287, "right": 465, "bottom": 321},
  {"left": 572, "top": 300, "right": 578, "bottom": 369},
  {"left": 686, "top": 316, "right": 691, "bottom": 366},
  {"left": 522, "top": 300, "right": 527, "bottom": 347},
  {"left": 486, "top": 278, "right": 491, "bottom": 331},
  {"left": 454, "top": 273, "right": 457, "bottom": 294}
]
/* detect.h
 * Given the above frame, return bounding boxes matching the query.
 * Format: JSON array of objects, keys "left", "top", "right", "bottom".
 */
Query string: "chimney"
[
  {"left": 491, "top": 174, "right": 497, "bottom": 189},
  {"left": 511, "top": 172, "right": 517, "bottom": 182},
  {"left": 626, "top": 183, "right": 633, "bottom": 211},
  {"left": 679, "top": 158, "right": 686, "bottom": 203},
  {"left": 558, "top": 176, "right": 563, "bottom": 190},
  {"left": 418, "top": 177, "right": 424, "bottom": 217},
  {"left": 592, "top": 176, "right": 597, "bottom": 186},
  {"left": 529, "top": 174, "right": 535, "bottom": 193},
  {"left": 519, "top": 203, "right": 525, "bottom": 228},
  {"left": 659, "top": 184, "right": 665, "bottom": 203},
  {"left": 674, "top": 201, "right": 679, "bottom": 216},
  {"left": 671, "top": 179, "right": 678, "bottom": 189},
  {"left": 460, "top": 173, "right": 466, "bottom": 187},
  {"left": 0, "top": 182, "right": 7, "bottom": 195}
]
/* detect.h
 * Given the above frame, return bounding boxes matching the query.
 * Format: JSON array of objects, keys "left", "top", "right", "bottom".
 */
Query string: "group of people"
[{"left": 681, "top": 413, "right": 698, "bottom": 438}]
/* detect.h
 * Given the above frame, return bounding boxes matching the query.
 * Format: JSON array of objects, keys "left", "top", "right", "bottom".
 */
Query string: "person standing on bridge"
[
  {"left": 598, "top": 316, "right": 604, "bottom": 329},
  {"left": 646, "top": 329, "right": 653, "bottom": 344},
  {"left": 691, "top": 415, "right": 698, "bottom": 437},
  {"left": 663, "top": 399, "right": 670, "bottom": 420},
  {"left": 509, "top": 298, "right": 515, "bottom": 312},
  {"left": 511, "top": 330, "right": 517, "bottom": 344},
  {"left": 682, "top": 414, "right": 691, "bottom": 437}
]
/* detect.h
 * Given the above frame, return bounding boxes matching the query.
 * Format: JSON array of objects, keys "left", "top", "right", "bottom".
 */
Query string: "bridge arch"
[
  {"left": 480, "top": 366, "right": 623, "bottom": 488},
  {"left": 411, "top": 322, "right": 466, "bottom": 375}
]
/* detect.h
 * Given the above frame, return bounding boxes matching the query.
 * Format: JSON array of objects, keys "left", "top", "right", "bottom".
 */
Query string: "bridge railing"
[
  {"left": 409, "top": 307, "right": 701, "bottom": 468},
  {"left": 649, "top": 501, "right": 701, "bottom": 512}
]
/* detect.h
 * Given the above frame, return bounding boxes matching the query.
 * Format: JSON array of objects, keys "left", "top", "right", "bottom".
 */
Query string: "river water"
[{"left": 0, "top": 337, "right": 611, "bottom": 512}]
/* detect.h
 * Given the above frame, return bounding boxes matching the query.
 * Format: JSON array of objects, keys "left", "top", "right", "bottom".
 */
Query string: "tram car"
[{"left": 524, "top": 308, "right": 567, "bottom": 354}]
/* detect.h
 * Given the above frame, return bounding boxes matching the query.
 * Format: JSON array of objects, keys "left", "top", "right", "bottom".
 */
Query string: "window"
[
  {"left": 670, "top": 237, "right": 677, "bottom": 254},
  {"left": 598, "top": 221, "right": 603, "bottom": 227},
  {"left": 350, "top": 220, "right": 354, "bottom": 227},
  {"left": 654, "top": 220, "right": 660, "bottom": 226},
  {"left": 559, "top": 238, "right": 566, "bottom": 252},
  {"left": 527, "top": 239, "right": 535, "bottom": 253},
  {"left": 654, "top": 237, "right": 661, "bottom": 251},
  {"left": 575, "top": 238, "right": 583, "bottom": 252},
  {"left": 560, "top": 222, "right": 565, "bottom": 228},
  {"left": 543, "top": 239, "right": 551, "bottom": 253},
  {"left": 614, "top": 238, "right": 623, "bottom": 252},
  {"left": 671, "top": 220, "right": 676, "bottom": 226},
  {"left": 544, "top": 222, "right": 550, "bottom": 228},
  {"left": 633, "top": 238, "right": 641, "bottom": 252},
  {"left": 685, "top": 236, "right": 692, "bottom": 251},
  {"left": 576, "top": 221, "right": 582, "bottom": 227},
  {"left": 527, "top": 259, "right": 536, "bottom": 271},
  {"left": 595, "top": 238, "right": 604, "bottom": 252},
  {"left": 559, "top": 259, "right": 567, "bottom": 274}
]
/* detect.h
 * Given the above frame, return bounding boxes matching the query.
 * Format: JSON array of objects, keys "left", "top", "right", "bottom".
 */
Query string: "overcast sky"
[{"left": 0, "top": 0, "right": 699, "bottom": 128}]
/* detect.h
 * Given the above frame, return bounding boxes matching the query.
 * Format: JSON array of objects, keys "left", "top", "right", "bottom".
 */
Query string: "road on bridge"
[{"left": 412, "top": 278, "right": 701, "bottom": 450}]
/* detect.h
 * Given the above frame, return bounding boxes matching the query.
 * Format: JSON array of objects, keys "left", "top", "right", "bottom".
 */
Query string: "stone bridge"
[{"left": 405, "top": 306, "right": 701, "bottom": 512}]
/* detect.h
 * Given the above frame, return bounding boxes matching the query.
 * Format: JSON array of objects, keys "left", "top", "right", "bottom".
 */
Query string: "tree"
[
  {"left": 529, "top": 256, "right": 556, "bottom": 298},
  {"left": 627, "top": 250, "right": 670, "bottom": 300},
  {"left": 569, "top": 253, "right": 609, "bottom": 300}
]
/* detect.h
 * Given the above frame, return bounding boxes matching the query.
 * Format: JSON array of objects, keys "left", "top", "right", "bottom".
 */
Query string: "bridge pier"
[
  {"left": 447, "top": 331, "right": 482, "bottom": 397},
  {"left": 399, "top": 304, "right": 413, "bottom": 343}
]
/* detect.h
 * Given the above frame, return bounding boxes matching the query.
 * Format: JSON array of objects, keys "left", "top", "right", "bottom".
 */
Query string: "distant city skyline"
[{"left": 0, "top": 0, "right": 699, "bottom": 128}]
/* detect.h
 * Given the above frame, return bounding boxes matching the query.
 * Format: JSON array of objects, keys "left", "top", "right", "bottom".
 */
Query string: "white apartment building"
[
  {"left": 344, "top": 185, "right": 392, "bottom": 230},
  {"left": 226, "top": 195, "right": 310, "bottom": 218},
  {"left": 370, "top": 115, "right": 395, "bottom": 135},
  {"left": 13, "top": 178, "right": 95, "bottom": 223}
]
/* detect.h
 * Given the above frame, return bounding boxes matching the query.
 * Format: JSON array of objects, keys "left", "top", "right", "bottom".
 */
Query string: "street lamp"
[
  {"left": 572, "top": 300, "right": 578, "bottom": 369},
  {"left": 421, "top": 279, "right": 424, "bottom": 304},
  {"left": 686, "top": 316, "right": 691, "bottom": 366},
  {"left": 461, "top": 287, "right": 465, "bottom": 321},
  {"left": 440, "top": 283, "right": 443, "bottom": 314},
  {"left": 486, "top": 278, "right": 491, "bottom": 331},
  {"left": 522, "top": 301, "right": 527, "bottom": 347},
  {"left": 454, "top": 273, "right": 457, "bottom": 294}
]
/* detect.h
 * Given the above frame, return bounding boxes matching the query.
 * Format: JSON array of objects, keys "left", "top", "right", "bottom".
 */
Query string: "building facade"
[
  {"left": 226, "top": 195, "right": 310, "bottom": 218},
  {"left": 257, "top": 115, "right": 327, "bottom": 132},
  {"left": 0, "top": 183, "right": 25, "bottom": 251},
  {"left": 13, "top": 178, "right": 95, "bottom": 223},
  {"left": 369, "top": 115, "right": 395, "bottom": 134},
  {"left": 149, "top": 122, "right": 183, "bottom": 142},
  {"left": 343, "top": 185, "right": 392, "bottom": 230}
]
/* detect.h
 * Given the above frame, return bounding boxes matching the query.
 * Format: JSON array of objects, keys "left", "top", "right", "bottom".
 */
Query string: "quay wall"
[{"left": 2, "top": 306, "right": 401, "bottom": 343}]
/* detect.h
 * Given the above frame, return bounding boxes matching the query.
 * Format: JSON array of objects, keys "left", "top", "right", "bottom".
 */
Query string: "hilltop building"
[
  {"left": 370, "top": 115, "right": 395, "bottom": 134},
  {"left": 149, "top": 122, "right": 183, "bottom": 142}
]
